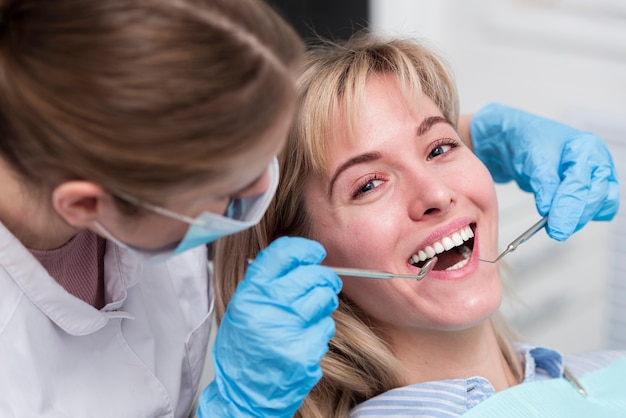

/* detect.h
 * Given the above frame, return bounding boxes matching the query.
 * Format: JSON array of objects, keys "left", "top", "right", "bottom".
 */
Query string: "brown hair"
[
  {"left": 0, "top": 0, "right": 303, "bottom": 206},
  {"left": 215, "top": 32, "right": 522, "bottom": 417}
]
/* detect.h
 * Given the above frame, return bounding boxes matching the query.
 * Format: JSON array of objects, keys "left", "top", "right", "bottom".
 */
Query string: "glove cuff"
[{"left": 196, "top": 381, "right": 235, "bottom": 418}]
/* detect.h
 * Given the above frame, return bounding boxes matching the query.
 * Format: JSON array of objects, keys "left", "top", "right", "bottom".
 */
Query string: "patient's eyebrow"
[
  {"left": 417, "top": 116, "right": 453, "bottom": 136},
  {"left": 328, "top": 152, "right": 381, "bottom": 197}
]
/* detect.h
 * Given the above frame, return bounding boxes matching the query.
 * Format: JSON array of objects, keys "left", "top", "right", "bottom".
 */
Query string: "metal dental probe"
[
  {"left": 247, "top": 256, "right": 438, "bottom": 281},
  {"left": 479, "top": 216, "right": 548, "bottom": 264}
]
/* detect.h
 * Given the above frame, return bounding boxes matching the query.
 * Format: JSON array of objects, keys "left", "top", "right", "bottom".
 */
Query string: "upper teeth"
[{"left": 410, "top": 225, "right": 474, "bottom": 264}]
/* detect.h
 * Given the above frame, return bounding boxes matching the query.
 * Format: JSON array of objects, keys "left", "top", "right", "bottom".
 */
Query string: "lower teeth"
[
  {"left": 446, "top": 257, "right": 469, "bottom": 271},
  {"left": 446, "top": 245, "right": 472, "bottom": 271}
]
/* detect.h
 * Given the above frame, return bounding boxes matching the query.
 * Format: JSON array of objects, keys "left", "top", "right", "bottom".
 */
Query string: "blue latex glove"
[
  {"left": 471, "top": 102, "right": 619, "bottom": 241},
  {"left": 197, "top": 236, "right": 342, "bottom": 418}
]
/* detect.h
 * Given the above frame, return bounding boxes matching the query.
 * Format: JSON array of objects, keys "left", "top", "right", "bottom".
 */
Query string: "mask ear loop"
[
  {"left": 92, "top": 219, "right": 180, "bottom": 263},
  {"left": 111, "top": 191, "right": 202, "bottom": 226},
  {"left": 92, "top": 221, "right": 131, "bottom": 251},
  {"left": 91, "top": 192, "right": 191, "bottom": 256}
]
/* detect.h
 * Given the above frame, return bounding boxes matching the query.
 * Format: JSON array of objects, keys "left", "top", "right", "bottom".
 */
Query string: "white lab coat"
[{"left": 0, "top": 222, "right": 214, "bottom": 418}]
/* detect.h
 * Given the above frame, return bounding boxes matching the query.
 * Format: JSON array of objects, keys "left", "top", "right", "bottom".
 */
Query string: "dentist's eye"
[
  {"left": 428, "top": 138, "right": 459, "bottom": 160},
  {"left": 352, "top": 175, "right": 384, "bottom": 198}
]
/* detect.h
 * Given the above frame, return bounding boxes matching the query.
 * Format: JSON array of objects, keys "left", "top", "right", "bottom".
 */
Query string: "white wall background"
[{"left": 369, "top": 0, "right": 626, "bottom": 354}]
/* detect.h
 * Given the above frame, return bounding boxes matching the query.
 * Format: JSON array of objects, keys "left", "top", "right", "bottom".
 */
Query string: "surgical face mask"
[{"left": 94, "top": 157, "right": 279, "bottom": 263}]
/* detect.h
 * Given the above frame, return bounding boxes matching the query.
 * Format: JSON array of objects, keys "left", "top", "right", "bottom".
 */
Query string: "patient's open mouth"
[{"left": 409, "top": 224, "right": 475, "bottom": 271}]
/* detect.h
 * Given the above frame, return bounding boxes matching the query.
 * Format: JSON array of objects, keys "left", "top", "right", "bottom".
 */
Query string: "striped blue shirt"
[{"left": 349, "top": 344, "right": 626, "bottom": 417}]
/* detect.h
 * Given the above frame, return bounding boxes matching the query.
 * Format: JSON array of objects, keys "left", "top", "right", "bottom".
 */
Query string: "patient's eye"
[
  {"left": 428, "top": 138, "right": 459, "bottom": 160},
  {"left": 352, "top": 175, "right": 384, "bottom": 199}
]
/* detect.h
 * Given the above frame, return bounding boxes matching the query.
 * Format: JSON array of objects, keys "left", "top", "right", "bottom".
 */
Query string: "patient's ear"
[{"left": 52, "top": 181, "right": 108, "bottom": 227}]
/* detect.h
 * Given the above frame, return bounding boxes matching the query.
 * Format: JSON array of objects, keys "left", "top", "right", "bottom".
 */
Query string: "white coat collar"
[{"left": 0, "top": 222, "right": 139, "bottom": 335}]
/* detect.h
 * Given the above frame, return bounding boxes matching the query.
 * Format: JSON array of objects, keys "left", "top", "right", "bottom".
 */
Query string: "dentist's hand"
[
  {"left": 197, "top": 237, "right": 342, "bottom": 418},
  {"left": 471, "top": 103, "right": 619, "bottom": 241}
]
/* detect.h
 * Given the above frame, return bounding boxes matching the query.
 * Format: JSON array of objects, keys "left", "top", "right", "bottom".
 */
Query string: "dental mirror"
[{"left": 330, "top": 256, "right": 438, "bottom": 281}]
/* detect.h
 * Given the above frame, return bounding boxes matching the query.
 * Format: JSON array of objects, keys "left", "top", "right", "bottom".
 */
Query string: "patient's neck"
[{"left": 385, "top": 319, "right": 519, "bottom": 392}]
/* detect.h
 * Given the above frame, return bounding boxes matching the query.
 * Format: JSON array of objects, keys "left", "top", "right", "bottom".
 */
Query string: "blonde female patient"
[{"left": 214, "top": 33, "right": 625, "bottom": 417}]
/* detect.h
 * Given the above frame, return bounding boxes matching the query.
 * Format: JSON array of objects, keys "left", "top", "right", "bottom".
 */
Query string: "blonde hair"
[
  {"left": 0, "top": 0, "right": 303, "bottom": 209},
  {"left": 215, "top": 32, "right": 522, "bottom": 417}
]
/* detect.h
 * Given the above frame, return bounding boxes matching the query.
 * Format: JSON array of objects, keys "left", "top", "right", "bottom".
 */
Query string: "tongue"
[{"left": 432, "top": 247, "right": 467, "bottom": 270}]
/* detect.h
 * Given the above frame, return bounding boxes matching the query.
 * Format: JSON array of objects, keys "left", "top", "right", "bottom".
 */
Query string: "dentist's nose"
[{"left": 407, "top": 170, "right": 454, "bottom": 221}]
